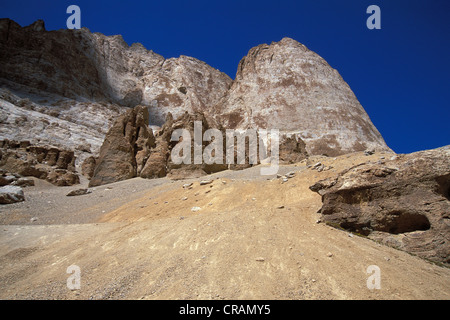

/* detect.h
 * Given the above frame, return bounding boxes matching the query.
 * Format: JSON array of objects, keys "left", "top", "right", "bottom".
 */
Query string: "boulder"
[
  {"left": 66, "top": 188, "right": 91, "bottom": 197},
  {"left": 0, "top": 175, "right": 9, "bottom": 186},
  {"left": 46, "top": 169, "right": 79, "bottom": 187},
  {"left": 0, "top": 175, "right": 16, "bottom": 186},
  {"left": 310, "top": 146, "right": 450, "bottom": 265},
  {"left": 0, "top": 185, "right": 25, "bottom": 204},
  {"left": 12, "top": 177, "right": 35, "bottom": 187}
]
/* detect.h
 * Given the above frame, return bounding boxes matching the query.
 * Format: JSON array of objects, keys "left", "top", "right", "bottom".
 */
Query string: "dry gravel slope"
[{"left": 0, "top": 151, "right": 449, "bottom": 299}]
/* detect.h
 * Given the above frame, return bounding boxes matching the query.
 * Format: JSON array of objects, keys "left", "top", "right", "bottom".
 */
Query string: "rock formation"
[
  {"left": 0, "top": 139, "right": 79, "bottom": 186},
  {"left": 163, "top": 111, "right": 228, "bottom": 179},
  {"left": 279, "top": 135, "right": 308, "bottom": 164},
  {"left": 89, "top": 106, "right": 155, "bottom": 187},
  {"left": 213, "top": 38, "right": 390, "bottom": 156},
  {"left": 0, "top": 185, "right": 24, "bottom": 204},
  {"left": 1, "top": 19, "right": 390, "bottom": 165},
  {"left": 81, "top": 156, "right": 97, "bottom": 179},
  {"left": 310, "top": 146, "right": 450, "bottom": 265},
  {"left": 0, "top": 87, "right": 124, "bottom": 167},
  {"left": 90, "top": 107, "right": 230, "bottom": 185},
  {"left": 0, "top": 18, "right": 232, "bottom": 124}
]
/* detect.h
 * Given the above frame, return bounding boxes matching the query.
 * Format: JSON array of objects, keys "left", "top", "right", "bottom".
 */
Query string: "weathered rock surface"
[
  {"left": 164, "top": 111, "right": 228, "bottom": 178},
  {"left": 89, "top": 105, "right": 155, "bottom": 187},
  {"left": 46, "top": 169, "right": 79, "bottom": 187},
  {"left": 139, "top": 113, "right": 172, "bottom": 179},
  {"left": 0, "top": 140, "right": 79, "bottom": 186},
  {"left": 0, "top": 185, "right": 25, "bottom": 204},
  {"left": 0, "top": 18, "right": 232, "bottom": 124},
  {"left": 213, "top": 37, "right": 391, "bottom": 156},
  {"left": 92, "top": 105, "right": 299, "bottom": 184},
  {"left": 0, "top": 18, "right": 232, "bottom": 172},
  {"left": 310, "top": 146, "right": 450, "bottom": 265},
  {"left": 12, "top": 177, "right": 35, "bottom": 187},
  {"left": 95, "top": 109, "right": 229, "bottom": 183},
  {"left": 66, "top": 188, "right": 91, "bottom": 197},
  {"left": 0, "top": 88, "right": 124, "bottom": 166},
  {"left": 81, "top": 156, "right": 97, "bottom": 179},
  {"left": 279, "top": 134, "right": 308, "bottom": 164}
]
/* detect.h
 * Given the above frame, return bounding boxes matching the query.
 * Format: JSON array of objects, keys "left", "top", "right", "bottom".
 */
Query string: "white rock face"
[
  {"left": 0, "top": 89, "right": 123, "bottom": 165},
  {"left": 84, "top": 32, "right": 233, "bottom": 125},
  {"left": 212, "top": 38, "right": 391, "bottom": 156}
]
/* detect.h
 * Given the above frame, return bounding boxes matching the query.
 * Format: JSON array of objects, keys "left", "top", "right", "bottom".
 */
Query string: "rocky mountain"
[
  {"left": 213, "top": 37, "right": 389, "bottom": 156},
  {"left": 0, "top": 18, "right": 232, "bottom": 172},
  {"left": 0, "top": 18, "right": 232, "bottom": 125},
  {"left": 0, "top": 19, "right": 390, "bottom": 169},
  {"left": 0, "top": 19, "right": 449, "bottom": 299}
]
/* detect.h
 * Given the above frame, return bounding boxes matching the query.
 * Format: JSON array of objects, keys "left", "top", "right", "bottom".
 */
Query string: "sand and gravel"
[{"left": 1, "top": 152, "right": 449, "bottom": 300}]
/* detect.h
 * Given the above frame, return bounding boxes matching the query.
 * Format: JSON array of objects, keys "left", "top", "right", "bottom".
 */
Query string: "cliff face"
[
  {"left": 213, "top": 38, "right": 390, "bottom": 156},
  {"left": 0, "top": 19, "right": 390, "bottom": 165}
]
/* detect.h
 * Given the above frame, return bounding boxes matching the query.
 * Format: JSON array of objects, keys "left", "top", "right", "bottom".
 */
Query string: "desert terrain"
[{"left": 1, "top": 151, "right": 449, "bottom": 300}]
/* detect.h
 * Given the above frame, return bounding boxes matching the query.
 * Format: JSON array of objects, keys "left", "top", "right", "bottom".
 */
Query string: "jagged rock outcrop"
[
  {"left": 279, "top": 134, "right": 308, "bottom": 164},
  {"left": 89, "top": 106, "right": 155, "bottom": 187},
  {"left": 310, "top": 146, "right": 450, "bottom": 265},
  {"left": 140, "top": 111, "right": 303, "bottom": 179},
  {"left": 91, "top": 105, "right": 305, "bottom": 185},
  {"left": 92, "top": 107, "right": 231, "bottom": 184},
  {"left": 0, "top": 139, "right": 79, "bottom": 186},
  {"left": 213, "top": 37, "right": 391, "bottom": 156},
  {"left": 164, "top": 111, "right": 228, "bottom": 179}
]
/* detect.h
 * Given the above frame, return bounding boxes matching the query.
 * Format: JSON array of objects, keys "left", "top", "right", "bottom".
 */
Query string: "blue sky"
[{"left": 1, "top": 0, "right": 449, "bottom": 154}]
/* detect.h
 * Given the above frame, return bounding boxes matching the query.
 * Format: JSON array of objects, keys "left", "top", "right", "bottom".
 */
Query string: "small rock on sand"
[{"left": 66, "top": 188, "right": 91, "bottom": 197}]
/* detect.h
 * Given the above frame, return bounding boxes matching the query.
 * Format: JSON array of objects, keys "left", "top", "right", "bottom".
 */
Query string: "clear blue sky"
[{"left": 1, "top": 0, "right": 449, "bottom": 154}]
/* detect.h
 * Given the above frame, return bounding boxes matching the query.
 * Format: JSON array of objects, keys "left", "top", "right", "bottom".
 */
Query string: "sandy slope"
[{"left": 0, "top": 152, "right": 449, "bottom": 299}]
